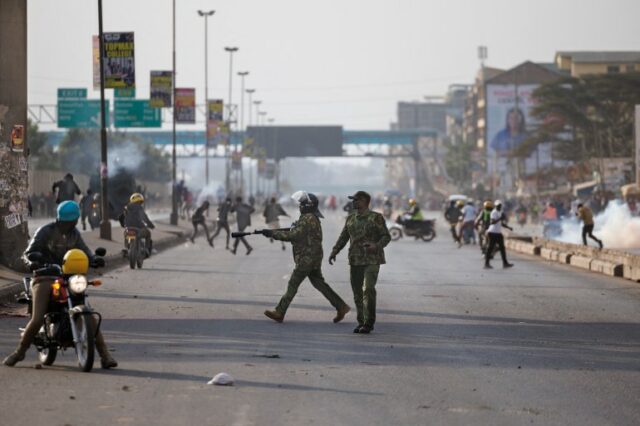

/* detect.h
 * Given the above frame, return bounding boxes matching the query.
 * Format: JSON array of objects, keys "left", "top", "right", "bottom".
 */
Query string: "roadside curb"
[{"left": 506, "top": 235, "right": 633, "bottom": 281}]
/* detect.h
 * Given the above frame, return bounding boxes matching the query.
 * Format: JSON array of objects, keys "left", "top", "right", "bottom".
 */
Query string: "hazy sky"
[{"left": 29, "top": 0, "right": 640, "bottom": 130}]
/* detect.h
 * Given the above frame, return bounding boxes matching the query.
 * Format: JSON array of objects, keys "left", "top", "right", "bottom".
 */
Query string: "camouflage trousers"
[
  {"left": 275, "top": 267, "right": 348, "bottom": 316},
  {"left": 350, "top": 264, "right": 380, "bottom": 328}
]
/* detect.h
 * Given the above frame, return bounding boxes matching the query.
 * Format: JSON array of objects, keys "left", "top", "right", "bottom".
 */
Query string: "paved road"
[{"left": 1, "top": 212, "right": 639, "bottom": 425}]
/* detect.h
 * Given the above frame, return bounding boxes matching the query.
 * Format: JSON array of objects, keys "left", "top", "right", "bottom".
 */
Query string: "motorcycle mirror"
[
  {"left": 95, "top": 247, "right": 107, "bottom": 257},
  {"left": 27, "top": 252, "right": 44, "bottom": 263}
]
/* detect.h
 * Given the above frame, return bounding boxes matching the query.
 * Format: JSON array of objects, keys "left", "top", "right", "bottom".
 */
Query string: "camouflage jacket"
[
  {"left": 331, "top": 209, "right": 391, "bottom": 266},
  {"left": 272, "top": 213, "right": 323, "bottom": 271}
]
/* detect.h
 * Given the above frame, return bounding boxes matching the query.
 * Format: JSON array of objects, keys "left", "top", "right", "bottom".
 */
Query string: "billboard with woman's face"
[{"left": 486, "top": 84, "right": 553, "bottom": 187}]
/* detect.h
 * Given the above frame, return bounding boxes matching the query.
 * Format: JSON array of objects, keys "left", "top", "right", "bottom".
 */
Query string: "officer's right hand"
[{"left": 328, "top": 254, "right": 336, "bottom": 265}]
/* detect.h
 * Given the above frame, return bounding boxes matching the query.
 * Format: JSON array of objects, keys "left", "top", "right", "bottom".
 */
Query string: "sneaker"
[
  {"left": 358, "top": 325, "right": 373, "bottom": 334},
  {"left": 503, "top": 263, "right": 514, "bottom": 269},
  {"left": 100, "top": 356, "right": 118, "bottom": 369},
  {"left": 598, "top": 241, "right": 603, "bottom": 249},
  {"left": 230, "top": 249, "right": 237, "bottom": 255},
  {"left": 208, "top": 238, "right": 214, "bottom": 248},
  {"left": 333, "top": 305, "right": 351, "bottom": 323},
  {"left": 2, "top": 351, "right": 25, "bottom": 367},
  {"left": 246, "top": 247, "right": 253, "bottom": 256},
  {"left": 353, "top": 326, "right": 362, "bottom": 334},
  {"left": 264, "top": 310, "right": 284, "bottom": 323},
  {"left": 484, "top": 264, "right": 493, "bottom": 269}
]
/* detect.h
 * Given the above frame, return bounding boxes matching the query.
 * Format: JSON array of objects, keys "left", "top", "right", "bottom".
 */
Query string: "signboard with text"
[
  {"left": 150, "top": 71, "right": 172, "bottom": 108},
  {"left": 175, "top": 88, "right": 195, "bottom": 123},
  {"left": 114, "top": 99, "right": 161, "bottom": 128},
  {"left": 103, "top": 32, "right": 135, "bottom": 88}
]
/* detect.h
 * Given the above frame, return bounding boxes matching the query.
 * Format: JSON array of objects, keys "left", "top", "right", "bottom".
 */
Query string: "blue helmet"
[{"left": 57, "top": 201, "right": 81, "bottom": 222}]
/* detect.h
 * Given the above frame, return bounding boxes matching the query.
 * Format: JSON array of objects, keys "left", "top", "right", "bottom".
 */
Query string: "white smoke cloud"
[
  {"left": 555, "top": 202, "right": 640, "bottom": 249},
  {"left": 108, "top": 142, "right": 143, "bottom": 177}
]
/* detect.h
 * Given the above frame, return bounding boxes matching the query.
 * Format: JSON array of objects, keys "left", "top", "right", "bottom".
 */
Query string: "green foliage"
[
  {"left": 527, "top": 73, "right": 640, "bottom": 162},
  {"left": 27, "top": 119, "right": 59, "bottom": 170},
  {"left": 444, "top": 137, "right": 475, "bottom": 192}
]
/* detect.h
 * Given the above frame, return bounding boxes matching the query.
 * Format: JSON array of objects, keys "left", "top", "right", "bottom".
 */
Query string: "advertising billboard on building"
[
  {"left": 150, "top": 71, "right": 172, "bottom": 108},
  {"left": 175, "top": 88, "right": 196, "bottom": 123},
  {"left": 102, "top": 32, "right": 135, "bottom": 88},
  {"left": 486, "top": 84, "right": 553, "bottom": 188}
]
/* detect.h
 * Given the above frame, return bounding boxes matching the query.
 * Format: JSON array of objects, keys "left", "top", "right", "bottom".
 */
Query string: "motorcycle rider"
[
  {"left": 405, "top": 198, "right": 424, "bottom": 221},
  {"left": 263, "top": 191, "right": 350, "bottom": 323},
  {"left": 118, "top": 193, "right": 155, "bottom": 256},
  {"left": 2, "top": 201, "right": 117, "bottom": 368},
  {"left": 457, "top": 200, "right": 477, "bottom": 247},
  {"left": 382, "top": 196, "right": 393, "bottom": 219},
  {"left": 475, "top": 200, "right": 494, "bottom": 255}
]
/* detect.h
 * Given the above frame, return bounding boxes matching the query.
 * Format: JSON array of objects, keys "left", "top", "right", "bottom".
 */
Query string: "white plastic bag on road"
[{"left": 207, "top": 372, "right": 234, "bottom": 386}]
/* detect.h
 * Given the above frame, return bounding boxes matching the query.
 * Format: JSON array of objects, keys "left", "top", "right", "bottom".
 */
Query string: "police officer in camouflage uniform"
[
  {"left": 330, "top": 191, "right": 391, "bottom": 334},
  {"left": 263, "top": 191, "right": 351, "bottom": 324}
]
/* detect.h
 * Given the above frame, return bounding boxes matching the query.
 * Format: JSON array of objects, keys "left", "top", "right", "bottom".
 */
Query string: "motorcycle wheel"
[
  {"left": 74, "top": 314, "right": 95, "bottom": 373},
  {"left": 128, "top": 239, "right": 137, "bottom": 269},
  {"left": 38, "top": 346, "right": 57, "bottom": 366},
  {"left": 136, "top": 241, "right": 144, "bottom": 269},
  {"left": 421, "top": 230, "right": 436, "bottom": 242},
  {"left": 389, "top": 228, "right": 402, "bottom": 241}
]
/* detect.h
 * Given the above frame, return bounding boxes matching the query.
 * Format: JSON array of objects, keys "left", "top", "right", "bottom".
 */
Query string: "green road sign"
[
  {"left": 114, "top": 99, "right": 161, "bottom": 128},
  {"left": 57, "top": 88, "right": 87, "bottom": 99},
  {"left": 57, "top": 99, "right": 110, "bottom": 128}
]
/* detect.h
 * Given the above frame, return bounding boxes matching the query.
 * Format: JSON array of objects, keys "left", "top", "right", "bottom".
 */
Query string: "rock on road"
[{"left": 1, "top": 212, "right": 639, "bottom": 425}]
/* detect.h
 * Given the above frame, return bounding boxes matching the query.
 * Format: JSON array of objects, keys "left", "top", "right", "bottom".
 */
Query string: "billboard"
[
  {"left": 150, "top": 71, "right": 172, "bottom": 108},
  {"left": 486, "top": 84, "right": 553, "bottom": 188},
  {"left": 246, "top": 126, "right": 343, "bottom": 160},
  {"left": 175, "top": 88, "right": 196, "bottom": 123},
  {"left": 92, "top": 36, "right": 100, "bottom": 90},
  {"left": 206, "top": 99, "right": 224, "bottom": 146},
  {"left": 103, "top": 32, "right": 135, "bottom": 88}
]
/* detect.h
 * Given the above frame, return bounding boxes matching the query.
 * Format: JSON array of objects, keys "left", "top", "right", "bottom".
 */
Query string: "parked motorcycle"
[
  {"left": 124, "top": 227, "right": 147, "bottom": 269},
  {"left": 389, "top": 214, "right": 436, "bottom": 242},
  {"left": 17, "top": 248, "right": 106, "bottom": 372}
]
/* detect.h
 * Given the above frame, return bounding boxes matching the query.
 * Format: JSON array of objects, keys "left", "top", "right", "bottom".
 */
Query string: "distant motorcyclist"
[
  {"left": 2, "top": 201, "right": 117, "bottom": 368},
  {"left": 405, "top": 198, "right": 424, "bottom": 221},
  {"left": 457, "top": 200, "right": 477, "bottom": 247},
  {"left": 444, "top": 200, "right": 462, "bottom": 244},
  {"left": 382, "top": 197, "right": 393, "bottom": 219},
  {"left": 118, "top": 193, "right": 155, "bottom": 255},
  {"left": 51, "top": 173, "right": 81, "bottom": 204}
]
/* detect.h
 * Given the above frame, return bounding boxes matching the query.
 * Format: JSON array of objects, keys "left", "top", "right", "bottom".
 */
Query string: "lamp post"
[
  {"left": 198, "top": 9, "right": 215, "bottom": 186},
  {"left": 246, "top": 88, "right": 255, "bottom": 197},
  {"left": 224, "top": 46, "right": 238, "bottom": 194},
  {"left": 97, "top": 0, "right": 111, "bottom": 239},
  {"left": 237, "top": 71, "right": 249, "bottom": 192},
  {"left": 169, "top": 0, "right": 179, "bottom": 225}
]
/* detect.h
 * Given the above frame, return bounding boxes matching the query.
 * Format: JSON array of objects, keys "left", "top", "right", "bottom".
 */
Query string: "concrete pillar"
[{"left": 0, "top": 0, "right": 29, "bottom": 270}]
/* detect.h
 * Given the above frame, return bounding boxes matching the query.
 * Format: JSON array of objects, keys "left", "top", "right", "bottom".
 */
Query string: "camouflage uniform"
[
  {"left": 271, "top": 212, "right": 348, "bottom": 316},
  {"left": 331, "top": 209, "right": 390, "bottom": 328}
]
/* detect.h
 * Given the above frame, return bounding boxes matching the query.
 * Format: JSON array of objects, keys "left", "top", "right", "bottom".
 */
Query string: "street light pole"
[
  {"left": 246, "top": 88, "right": 255, "bottom": 197},
  {"left": 97, "top": 0, "right": 111, "bottom": 240},
  {"left": 170, "top": 0, "right": 178, "bottom": 225},
  {"left": 224, "top": 46, "right": 238, "bottom": 195},
  {"left": 198, "top": 10, "right": 215, "bottom": 186},
  {"left": 237, "top": 71, "right": 249, "bottom": 192}
]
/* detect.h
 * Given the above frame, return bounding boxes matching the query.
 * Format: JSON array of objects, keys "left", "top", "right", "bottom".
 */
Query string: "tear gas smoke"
[
  {"left": 555, "top": 202, "right": 640, "bottom": 249},
  {"left": 108, "top": 142, "right": 143, "bottom": 178}
]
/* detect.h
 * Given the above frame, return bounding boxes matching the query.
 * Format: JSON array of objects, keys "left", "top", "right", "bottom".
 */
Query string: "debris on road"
[{"left": 208, "top": 372, "right": 234, "bottom": 386}]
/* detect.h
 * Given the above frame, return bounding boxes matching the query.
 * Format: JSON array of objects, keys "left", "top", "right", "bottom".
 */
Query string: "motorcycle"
[
  {"left": 17, "top": 248, "right": 106, "bottom": 372},
  {"left": 389, "top": 214, "right": 436, "bottom": 242},
  {"left": 124, "top": 227, "right": 147, "bottom": 269},
  {"left": 88, "top": 199, "right": 101, "bottom": 230}
]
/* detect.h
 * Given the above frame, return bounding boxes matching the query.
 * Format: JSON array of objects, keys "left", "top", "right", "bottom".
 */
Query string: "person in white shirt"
[
  {"left": 457, "top": 201, "right": 477, "bottom": 247},
  {"left": 484, "top": 200, "right": 514, "bottom": 269}
]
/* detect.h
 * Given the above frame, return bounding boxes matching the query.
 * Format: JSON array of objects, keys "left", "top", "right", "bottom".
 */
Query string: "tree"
[
  {"left": 27, "top": 119, "right": 59, "bottom": 170},
  {"left": 526, "top": 73, "right": 640, "bottom": 163}
]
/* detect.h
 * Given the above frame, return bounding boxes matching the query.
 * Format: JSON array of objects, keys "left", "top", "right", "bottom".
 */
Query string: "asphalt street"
[{"left": 1, "top": 211, "right": 640, "bottom": 425}]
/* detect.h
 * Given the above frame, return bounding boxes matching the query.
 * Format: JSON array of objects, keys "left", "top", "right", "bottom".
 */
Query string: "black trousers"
[
  {"left": 191, "top": 219, "right": 211, "bottom": 241},
  {"left": 485, "top": 233, "right": 508, "bottom": 265},
  {"left": 211, "top": 221, "right": 230, "bottom": 248},
  {"left": 582, "top": 224, "right": 602, "bottom": 246}
]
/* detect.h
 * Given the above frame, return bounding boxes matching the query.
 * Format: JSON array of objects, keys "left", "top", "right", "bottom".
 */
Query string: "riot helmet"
[{"left": 291, "top": 190, "right": 323, "bottom": 218}]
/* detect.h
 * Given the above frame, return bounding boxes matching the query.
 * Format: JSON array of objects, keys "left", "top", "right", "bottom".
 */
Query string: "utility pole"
[
  {"left": 98, "top": 0, "right": 112, "bottom": 239},
  {"left": 0, "top": 0, "right": 29, "bottom": 270},
  {"left": 246, "top": 88, "right": 255, "bottom": 197},
  {"left": 237, "top": 71, "right": 249, "bottom": 192},
  {"left": 198, "top": 10, "right": 215, "bottom": 186}
]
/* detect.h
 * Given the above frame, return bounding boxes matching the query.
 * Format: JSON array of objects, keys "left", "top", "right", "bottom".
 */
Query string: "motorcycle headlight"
[{"left": 68, "top": 275, "right": 88, "bottom": 294}]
